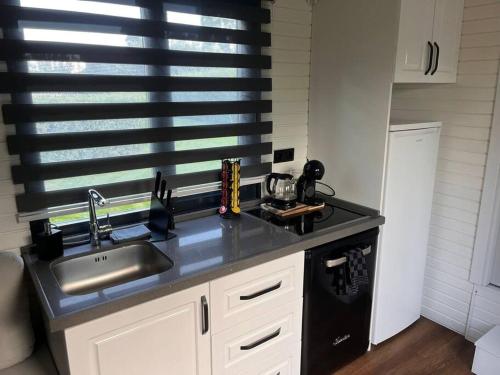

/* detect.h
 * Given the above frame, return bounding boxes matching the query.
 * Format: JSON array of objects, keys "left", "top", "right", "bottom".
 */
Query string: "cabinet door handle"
[
  {"left": 431, "top": 42, "right": 440, "bottom": 75},
  {"left": 240, "top": 328, "right": 281, "bottom": 351},
  {"left": 239, "top": 281, "right": 282, "bottom": 300},
  {"left": 201, "top": 295, "right": 209, "bottom": 335},
  {"left": 425, "top": 41, "right": 434, "bottom": 75}
]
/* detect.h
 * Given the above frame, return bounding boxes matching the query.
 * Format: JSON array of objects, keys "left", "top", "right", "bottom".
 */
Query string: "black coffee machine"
[{"left": 296, "top": 160, "right": 325, "bottom": 205}]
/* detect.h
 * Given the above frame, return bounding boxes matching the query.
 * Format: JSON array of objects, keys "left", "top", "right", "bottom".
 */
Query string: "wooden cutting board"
[{"left": 261, "top": 202, "right": 325, "bottom": 218}]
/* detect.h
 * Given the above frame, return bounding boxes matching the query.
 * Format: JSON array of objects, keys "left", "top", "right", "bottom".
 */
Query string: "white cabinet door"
[
  {"left": 394, "top": 0, "right": 436, "bottom": 83},
  {"left": 65, "top": 283, "right": 211, "bottom": 375},
  {"left": 431, "top": 0, "right": 464, "bottom": 83}
]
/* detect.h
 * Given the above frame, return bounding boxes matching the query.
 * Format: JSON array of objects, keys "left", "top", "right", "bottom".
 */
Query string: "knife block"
[{"left": 148, "top": 193, "right": 176, "bottom": 241}]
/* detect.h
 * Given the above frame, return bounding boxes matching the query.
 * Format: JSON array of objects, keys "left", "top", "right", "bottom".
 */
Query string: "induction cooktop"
[{"left": 246, "top": 201, "right": 364, "bottom": 236}]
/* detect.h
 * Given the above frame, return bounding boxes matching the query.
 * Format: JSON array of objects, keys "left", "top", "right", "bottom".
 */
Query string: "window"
[{"left": 0, "top": 0, "right": 272, "bottom": 218}]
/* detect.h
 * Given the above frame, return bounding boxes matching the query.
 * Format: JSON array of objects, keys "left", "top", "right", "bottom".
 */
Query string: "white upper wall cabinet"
[
  {"left": 394, "top": 0, "right": 464, "bottom": 83},
  {"left": 394, "top": 0, "right": 435, "bottom": 81}
]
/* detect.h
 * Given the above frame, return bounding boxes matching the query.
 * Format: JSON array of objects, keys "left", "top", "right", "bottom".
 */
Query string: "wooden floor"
[{"left": 335, "top": 318, "right": 475, "bottom": 375}]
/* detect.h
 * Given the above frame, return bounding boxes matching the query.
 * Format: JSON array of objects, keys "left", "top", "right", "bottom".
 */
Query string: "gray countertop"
[{"left": 23, "top": 198, "right": 384, "bottom": 332}]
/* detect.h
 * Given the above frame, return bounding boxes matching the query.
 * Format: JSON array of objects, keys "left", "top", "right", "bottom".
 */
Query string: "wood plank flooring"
[{"left": 335, "top": 318, "right": 475, "bottom": 375}]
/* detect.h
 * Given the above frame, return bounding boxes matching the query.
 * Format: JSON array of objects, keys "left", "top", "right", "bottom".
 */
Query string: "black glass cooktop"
[{"left": 246, "top": 202, "right": 364, "bottom": 236}]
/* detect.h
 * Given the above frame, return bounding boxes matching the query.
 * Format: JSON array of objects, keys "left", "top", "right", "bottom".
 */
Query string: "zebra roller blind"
[{"left": 0, "top": 0, "right": 272, "bottom": 214}]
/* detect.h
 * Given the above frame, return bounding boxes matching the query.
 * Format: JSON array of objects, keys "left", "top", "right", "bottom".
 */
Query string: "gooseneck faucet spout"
[{"left": 88, "top": 189, "right": 113, "bottom": 247}]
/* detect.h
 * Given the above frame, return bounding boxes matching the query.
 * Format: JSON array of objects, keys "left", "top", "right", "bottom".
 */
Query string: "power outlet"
[{"left": 273, "top": 148, "right": 295, "bottom": 163}]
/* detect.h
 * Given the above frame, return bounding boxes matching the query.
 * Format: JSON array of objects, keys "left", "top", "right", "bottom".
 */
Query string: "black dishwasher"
[{"left": 301, "top": 228, "right": 379, "bottom": 375}]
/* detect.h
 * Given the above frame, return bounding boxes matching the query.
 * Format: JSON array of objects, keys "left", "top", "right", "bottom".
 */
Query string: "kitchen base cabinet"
[
  {"left": 51, "top": 253, "right": 305, "bottom": 375},
  {"left": 210, "top": 252, "right": 304, "bottom": 375},
  {"left": 62, "top": 283, "right": 211, "bottom": 375}
]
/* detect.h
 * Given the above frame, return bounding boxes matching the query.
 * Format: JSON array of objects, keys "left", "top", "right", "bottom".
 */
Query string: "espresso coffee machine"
[{"left": 296, "top": 160, "right": 325, "bottom": 205}]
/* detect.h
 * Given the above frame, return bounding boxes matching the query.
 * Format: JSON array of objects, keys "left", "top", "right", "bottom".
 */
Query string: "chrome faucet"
[{"left": 88, "top": 189, "right": 113, "bottom": 247}]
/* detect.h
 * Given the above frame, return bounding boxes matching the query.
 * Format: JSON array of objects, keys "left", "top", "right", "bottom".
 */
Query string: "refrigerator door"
[
  {"left": 302, "top": 228, "right": 379, "bottom": 375},
  {"left": 372, "top": 124, "right": 441, "bottom": 344}
]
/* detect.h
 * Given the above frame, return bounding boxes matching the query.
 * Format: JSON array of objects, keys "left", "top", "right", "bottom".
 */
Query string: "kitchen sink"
[{"left": 51, "top": 241, "right": 173, "bottom": 295}]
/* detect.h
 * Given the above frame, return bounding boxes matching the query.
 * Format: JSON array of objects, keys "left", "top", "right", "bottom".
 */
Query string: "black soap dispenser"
[{"left": 35, "top": 222, "right": 63, "bottom": 261}]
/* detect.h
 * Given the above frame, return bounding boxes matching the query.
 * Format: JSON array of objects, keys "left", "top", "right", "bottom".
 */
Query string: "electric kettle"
[{"left": 265, "top": 173, "right": 297, "bottom": 210}]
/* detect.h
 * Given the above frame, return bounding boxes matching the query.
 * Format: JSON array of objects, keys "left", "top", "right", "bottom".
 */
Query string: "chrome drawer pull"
[
  {"left": 240, "top": 328, "right": 281, "bottom": 351},
  {"left": 240, "top": 281, "right": 282, "bottom": 300},
  {"left": 325, "top": 246, "right": 371, "bottom": 268}
]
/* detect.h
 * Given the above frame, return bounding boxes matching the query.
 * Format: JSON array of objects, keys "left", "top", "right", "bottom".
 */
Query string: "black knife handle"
[
  {"left": 159, "top": 180, "right": 166, "bottom": 203},
  {"left": 154, "top": 171, "right": 161, "bottom": 197},
  {"left": 166, "top": 189, "right": 172, "bottom": 207}
]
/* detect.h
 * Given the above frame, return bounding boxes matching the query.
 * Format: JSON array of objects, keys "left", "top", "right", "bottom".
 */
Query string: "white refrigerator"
[{"left": 371, "top": 121, "right": 441, "bottom": 345}]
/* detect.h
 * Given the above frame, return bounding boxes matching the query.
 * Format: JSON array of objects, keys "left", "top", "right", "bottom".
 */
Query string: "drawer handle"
[
  {"left": 240, "top": 328, "right": 281, "bottom": 351},
  {"left": 325, "top": 246, "right": 371, "bottom": 268},
  {"left": 240, "top": 281, "right": 282, "bottom": 300}
]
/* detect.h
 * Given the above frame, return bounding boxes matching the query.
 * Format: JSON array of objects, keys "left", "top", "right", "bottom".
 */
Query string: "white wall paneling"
[
  {"left": 0, "top": 33, "right": 27, "bottom": 253},
  {"left": 391, "top": 0, "right": 500, "bottom": 337},
  {"left": 263, "top": 0, "right": 312, "bottom": 175},
  {"left": 308, "top": 0, "right": 400, "bottom": 209},
  {"left": 467, "top": 285, "right": 500, "bottom": 342},
  {"left": 470, "top": 70, "right": 500, "bottom": 289}
]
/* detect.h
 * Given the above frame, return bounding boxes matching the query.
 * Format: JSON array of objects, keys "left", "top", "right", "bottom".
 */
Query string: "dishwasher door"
[{"left": 301, "top": 228, "right": 379, "bottom": 375}]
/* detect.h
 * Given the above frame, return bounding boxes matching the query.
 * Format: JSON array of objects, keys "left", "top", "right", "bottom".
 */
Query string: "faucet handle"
[{"left": 99, "top": 213, "right": 113, "bottom": 237}]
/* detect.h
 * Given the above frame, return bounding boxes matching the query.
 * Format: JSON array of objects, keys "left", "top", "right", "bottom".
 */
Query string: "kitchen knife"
[
  {"left": 154, "top": 171, "right": 161, "bottom": 198},
  {"left": 159, "top": 180, "right": 167, "bottom": 203},
  {"left": 166, "top": 189, "right": 172, "bottom": 207}
]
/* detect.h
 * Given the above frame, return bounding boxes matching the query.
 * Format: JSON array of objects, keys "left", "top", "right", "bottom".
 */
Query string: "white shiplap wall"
[
  {"left": 0, "top": 3, "right": 312, "bottom": 254},
  {"left": 391, "top": 0, "right": 500, "bottom": 336},
  {"left": 263, "top": 0, "right": 311, "bottom": 174},
  {"left": 0, "top": 32, "right": 29, "bottom": 254},
  {"left": 468, "top": 285, "right": 500, "bottom": 341}
]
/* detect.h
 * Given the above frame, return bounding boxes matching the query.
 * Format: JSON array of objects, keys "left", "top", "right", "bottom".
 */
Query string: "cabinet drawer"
[
  {"left": 259, "top": 358, "right": 295, "bottom": 375},
  {"left": 211, "top": 300, "right": 302, "bottom": 375},
  {"left": 210, "top": 252, "right": 304, "bottom": 333},
  {"left": 240, "top": 347, "right": 301, "bottom": 375}
]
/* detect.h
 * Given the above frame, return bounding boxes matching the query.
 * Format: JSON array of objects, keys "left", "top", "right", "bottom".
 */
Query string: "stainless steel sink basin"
[{"left": 51, "top": 241, "right": 173, "bottom": 295}]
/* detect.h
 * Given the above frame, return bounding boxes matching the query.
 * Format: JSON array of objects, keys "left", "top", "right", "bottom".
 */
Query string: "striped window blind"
[{"left": 0, "top": 0, "right": 272, "bottom": 215}]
